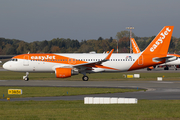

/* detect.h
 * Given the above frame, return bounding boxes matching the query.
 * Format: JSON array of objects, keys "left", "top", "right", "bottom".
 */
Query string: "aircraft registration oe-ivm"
[{"left": 3, "top": 26, "right": 174, "bottom": 81}]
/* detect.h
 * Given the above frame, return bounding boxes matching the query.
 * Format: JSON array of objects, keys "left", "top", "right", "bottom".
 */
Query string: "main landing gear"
[
  {"left": 82, "top": 75, "right": 89, "bottom": 81},
  {"left": 23, "top": 72, "right": 29, "bottom": 81},
  {"left": 174, "top": 65, "right": 177, "bottom": 70},
  {"left": 164, "top": 66, "right": 169, "bottom": 70},
  {"left": 81, "top": 72, "right": 89, "bottom": 81},
  {"left": 147, "top": 68, "right": 152, "bottom": 71}
]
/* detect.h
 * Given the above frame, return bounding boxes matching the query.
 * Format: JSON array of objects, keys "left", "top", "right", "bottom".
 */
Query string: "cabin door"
[
  {"left": 23, "top": 55, "right": 29, "bottom": 66},
  {"left": 138, "top": 55, "right": 143, "bottom": 65}
]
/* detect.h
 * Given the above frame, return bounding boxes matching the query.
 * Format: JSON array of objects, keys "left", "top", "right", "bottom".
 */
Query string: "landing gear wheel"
[
  {"left": 164, "top": 66, "right": 169, "bottom": 70},
  {"left": 24, "top": 77, "right": 29, "bottom": 81},
  {"left": 147, "top": 68, "right": 151, "bottom": 71},
  {"left": 82, "top": 76, "right": 89, "bottom": 81}
]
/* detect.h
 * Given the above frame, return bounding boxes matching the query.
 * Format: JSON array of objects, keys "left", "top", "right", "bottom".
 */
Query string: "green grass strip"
[
  {"left": 0, "top": 100, "right": 180, "bottom": 120},
  {"left": 0, "top": 86, "right": 142, "bottom": 99}
]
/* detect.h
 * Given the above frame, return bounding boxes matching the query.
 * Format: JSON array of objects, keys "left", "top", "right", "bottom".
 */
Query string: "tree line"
[{"left": 0, "top": 31, "right": 180, "bottom": 55}]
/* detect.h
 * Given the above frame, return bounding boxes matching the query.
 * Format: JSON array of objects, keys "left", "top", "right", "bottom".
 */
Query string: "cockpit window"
[{"left": 10, "top": 59, "right": 18, "bottom": 61}]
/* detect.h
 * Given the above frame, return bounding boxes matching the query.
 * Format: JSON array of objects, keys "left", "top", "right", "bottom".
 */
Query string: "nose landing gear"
[{"left": 23, "top": 72, "right": 29, "bottom": 81}]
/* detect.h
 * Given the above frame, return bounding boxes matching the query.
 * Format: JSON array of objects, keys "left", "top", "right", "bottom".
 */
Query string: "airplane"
[
  {"left": 3, "top": 26, "right": 174, "bottom": 81},
  {"left": 131, "top": 37, "right": 180, "bottom": 70}
]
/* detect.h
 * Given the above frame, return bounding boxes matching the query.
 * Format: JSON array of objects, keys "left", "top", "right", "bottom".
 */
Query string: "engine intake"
[{"left": 55, "top": 68, "right": 79, "bottom": 78}]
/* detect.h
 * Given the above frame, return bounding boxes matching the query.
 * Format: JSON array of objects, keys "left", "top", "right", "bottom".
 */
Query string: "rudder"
[{"left": 142, "top": 26, "right": 174, "bottom": 55}]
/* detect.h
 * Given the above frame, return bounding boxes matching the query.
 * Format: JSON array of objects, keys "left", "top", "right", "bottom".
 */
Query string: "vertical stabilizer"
[
  {"left": 142, "top": 26, "right": 174, "bottom": 55},
  {"left": 129, "top": 26, "right": 174, "bottom": 71},
  {"left": 131, "top": 38, "right": 141, "bottom": 53}
]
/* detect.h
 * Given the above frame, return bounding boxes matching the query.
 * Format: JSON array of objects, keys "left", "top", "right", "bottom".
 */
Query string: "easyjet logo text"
[
  {"left": 150, "top": 27, "right": 171, "bottom": 52},
  {"left": 31, "top": 55, "right": 56, "bottom": 60},
  {"left": 131, "top": 39, "right": 140, "bottom": 53}
]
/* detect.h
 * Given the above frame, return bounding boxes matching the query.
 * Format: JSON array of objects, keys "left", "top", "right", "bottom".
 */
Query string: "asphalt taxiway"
[{"left": 0, "top": 80, "right": 180, "bottom": 101}]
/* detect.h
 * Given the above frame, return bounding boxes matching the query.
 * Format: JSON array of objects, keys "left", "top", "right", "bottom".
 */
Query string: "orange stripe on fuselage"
[
  {"left": 13, "top": 53, "right": 118, "bottom": 70},
  {"left": 13, "top": 53, "right": 87, "bottom": 65},
  {"left": 83, "top": 64, "right": 118, "bottom": 71}
]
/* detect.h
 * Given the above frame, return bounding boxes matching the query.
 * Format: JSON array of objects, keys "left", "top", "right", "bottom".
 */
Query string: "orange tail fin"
[
  {"left": 142, "top": 26, "right": 174, "bottom": 55},
  {"left": 131, "top": 38, "right": 141, "bottom": 53},
  {"left": 129, "top": 26, "right": 174, "bottom": 71}
]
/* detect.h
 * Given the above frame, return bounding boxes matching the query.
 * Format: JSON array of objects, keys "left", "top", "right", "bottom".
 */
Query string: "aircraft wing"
[
  {"left": 51, "top": 49, "right": 114, "bottom": 71},
  {"left": 72, "top": 49, "right": 114, "bottom": 68}
]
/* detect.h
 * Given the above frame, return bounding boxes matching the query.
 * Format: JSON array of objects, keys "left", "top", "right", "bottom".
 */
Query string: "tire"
[
  {"left": 147, "top": 68, "right": 151, "bottom": 71},
  {"left": 82, "top": 76, "right": 89, "bottom": 81},
  {"left": 24, "top": 77, "right": 29, "bottom": 81},
  {"left": 164, "top": 67, "right": 169, "bottom": 70}
]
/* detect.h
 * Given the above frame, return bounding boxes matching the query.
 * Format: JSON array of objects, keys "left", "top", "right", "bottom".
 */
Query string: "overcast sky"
[{"left": 0, "top": 0, "right": 180, "bottom": 42}]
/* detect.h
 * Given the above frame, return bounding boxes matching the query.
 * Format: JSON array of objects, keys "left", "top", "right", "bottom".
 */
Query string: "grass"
[
  {"left": 1, "top": 71, "right": 180, "bottom": 80},
  {"left": 1, "top": 71, "right": 180, "bottom": 119},
  {"left": 0, "top": 100, "right": 180, "bottom": 120},
  {"left": 0, "top": 86, "right": 142, "bottom": 99}
]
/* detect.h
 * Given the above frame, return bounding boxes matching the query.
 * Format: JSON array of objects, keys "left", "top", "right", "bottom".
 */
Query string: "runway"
[{"left": 0, "top": 80, "right": 180, "bottom": 101}]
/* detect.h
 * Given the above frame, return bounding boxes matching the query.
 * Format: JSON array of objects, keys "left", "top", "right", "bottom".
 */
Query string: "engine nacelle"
[{"left": 55, "top": 68, "right": 79, "bottom": 78}]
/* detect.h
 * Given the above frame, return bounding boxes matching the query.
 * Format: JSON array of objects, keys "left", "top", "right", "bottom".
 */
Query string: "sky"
[{"left": 0, "top": 0, "right": 180, "bottom": 42}]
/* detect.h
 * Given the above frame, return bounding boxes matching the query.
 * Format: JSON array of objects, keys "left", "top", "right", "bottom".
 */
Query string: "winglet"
[{"left": 105, "top": 49, "right": 114, "bottom": 60}]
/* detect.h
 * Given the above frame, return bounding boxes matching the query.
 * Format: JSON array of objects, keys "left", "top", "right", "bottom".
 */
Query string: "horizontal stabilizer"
[{"left": 153, "top": 56, "right": 177, "bottom": 62}]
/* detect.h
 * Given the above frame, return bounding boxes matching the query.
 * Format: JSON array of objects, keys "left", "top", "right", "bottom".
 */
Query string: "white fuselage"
[{"left": 3, "top": 53, "right": 141, "bottom": 73}]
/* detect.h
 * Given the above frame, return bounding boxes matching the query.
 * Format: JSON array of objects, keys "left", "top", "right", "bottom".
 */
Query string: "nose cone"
[{"left": 3, "top": 62, "right": 9, "bottom": 70}]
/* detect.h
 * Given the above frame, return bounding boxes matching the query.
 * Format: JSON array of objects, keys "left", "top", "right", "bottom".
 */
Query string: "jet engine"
[{"left": 55, "top": 68, "right": 79, "bottom": 78}]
